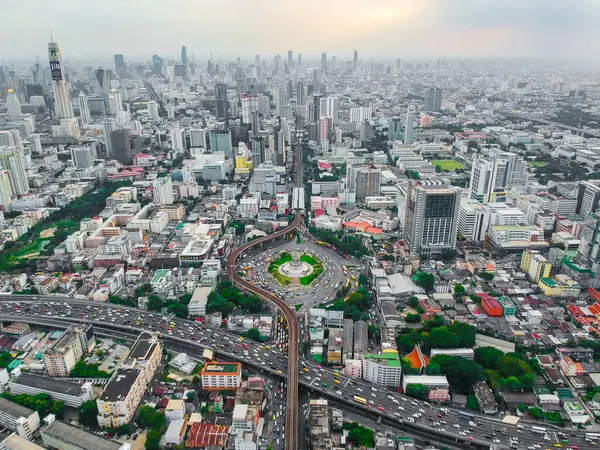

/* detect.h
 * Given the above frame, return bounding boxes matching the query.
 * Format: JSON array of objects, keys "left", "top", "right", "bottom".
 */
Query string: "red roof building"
[
  {"left": 185, "top": 423, "right": 228, "bottom": 448},
  {"left": 478, "top": 293, "right": 503, "bottom": 317}
]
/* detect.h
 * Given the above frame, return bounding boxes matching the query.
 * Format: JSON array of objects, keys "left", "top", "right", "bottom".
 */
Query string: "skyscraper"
[
  {"left": 110, "top": 130, "right": 141, "bottom": 164},
  {"left": 424, "top": 88, "right": 443, "bottom": 112},
  {"left": 319, "top": 96, "right": 339, "bottom": 124},
  {"left": 152, "top": 177, "right": 174, "bottom": 205},
  {"left": 296, "top": 79, "right": 305, "bottom": 105},
  {"left": 403, "top": 107, "right": 415, "bottom": 144},
  {"left": 78, "top": 91, "right": 91, "bottom": 125},
  {"left": 147, "top": 101, "right": 159, "bottom": 121},
  {"left": 274, "top": 86, "right": 286, "bottom": 116},
  {"left": 95, "top": 69, "right": 109, "bottom": 95},
  {"left": 114, "top": 54, "right": 126, "bottom": 77},
  {"left": 215, "top": 83, "right": 229, "bottom": 120},
  {"left": 0, "top": 146, "right": 28, "bottom": 196},
  {"left": 241, "top": 94, "right": 259, "bottom": 124},
  {"left": 321, "top": 52, "right": 327, "bottom": 73},
  {"left": 287, "top": 50, "right": 293, "bottom": 69},
  {"left": 297, "top": 53, "right": 302, "bottom": 67},
  {"left": 251, "top": 136, "right": 265, "bottom": 165},
  {"left": 181, "top": 46, "right": 188, "bottom": 66},
  {"left": 102, "top": 119, "right": 117, "bottom": 155},
  {"left": 152, "top": 54, "right": 163, "bottom": 74},
  {"left": 469, "top": 151, "right": 527, "bottom": 204},
  {"left": 577, "top": 180, "right": 600, "bottom": 218},
  {"left": 354, "top": 166, "right": 381, "bottom": 200},
  {"left": 388, "top": 117, "right": 402, "bottom": 142},
  {"left": 353, "top": 50, "right": 358, "bottom": 71},
  {"left": 404, "top": 182, "right": 461, "bottom": 256},
  {"left": 6, "top": 89, "right": 22, "bottom": 120},
  {"left": 48, "top": 40, "right": 74, "bottom": 119},
  {"left": 0, "top": 170, "right": 14, "bottom": 211}
]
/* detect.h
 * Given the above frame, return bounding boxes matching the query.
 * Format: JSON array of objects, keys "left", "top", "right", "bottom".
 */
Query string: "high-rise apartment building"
[
  {"left": 152, "top": 177, "right": 174, "bottom": 205},
  {"left": 353, "top": 50, "right": 358, "bottom": 71},
  {"left": 349, "top": 107, "right": 372, "bottom": 123},
  {"left": 296, "top": 79, "right": 305, "bottom": 105},
  {"left": 319, "top": 96, "right": 339, "bottom": 124},
  {"left": 43, "top": 325, "right": 88, "bottom": 377},
  {"left": 353, "top": 166, "right": 381, "bottom": 200},
  {"left": 469, "top": 151, "right": 527, "bottom": 203},
  {"left": 78, "top": 91, "right": 91, "bottom": 125},
  {"left": 404, "top": 107, "right": 415, "bottom": 144},
  {"left": 388, "top": 116, "right": 402, "bottom": 142},
  {"left": 6, "top": 89, "right": 22, "bottom": 120},
  {"left": 0, "top": 146, "right": 28, "bottom": 196},
  {"left": 241, "top": 94, "right": 259, "bottom": 124},
  {"left": 96, "top": 368, "right": 145, "bottom": 427},
  {"left": 404, "top": 183, "right": 461, "bottom": 256},
  {"left": 424, "top": 88, "right": 443, "bottom": 112},
  {"left": 48, "top": 40, "right": 74, "bottom": 119},
  {"left": 102, "top": 119, "right": 117, "bottom": 155},
  {"left": 577, "top": 180, "right": 600, "bottom": 218},
  {"left": 147, "top": 100, "right": 159, "bottom": 121},
  {"left": 287, "top": 50, "right": 293, "bottom": 68},
  {"left": 208, "top": 129, "right": 233, "bottom": 157},
  {"left": 251, "top": 136, "right": 265, "bottom": 165}
]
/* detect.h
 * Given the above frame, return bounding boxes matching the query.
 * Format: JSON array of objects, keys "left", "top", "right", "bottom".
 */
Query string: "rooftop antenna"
[{"left": 50, "top": 30, "right": 54, "bottom": 42}]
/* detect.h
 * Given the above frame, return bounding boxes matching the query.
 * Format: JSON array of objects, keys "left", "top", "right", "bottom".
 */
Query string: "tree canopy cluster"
[
  {"left": 69, "top": 361, "right": 111, "bottom": 378},
  {"left": 78, "top": 400, "right": 99, "bottom": 426},
  {"left": 1, "top": 392, "right": 64, "bottom": 418},
  {"left": 325, "top": 288, "right": 373, "bottom": 321},
  {"left": 206, "top": 281, "right": 265, "bottom": 318},
  {"left": 431, "top": 354, "right": 485, "bottom": 395},
  {"left": 396, "top": 316, "right": 476, "bottom": 354},
  {"left": 475, "top": 347, "right": 536, "bottom": 393},
  {"left": 309, "top": 228, "right": 372, "bottom": 258},
  {"left": 137, "top": 406, "right": 167, "bottom": 450},
  {"left": 344, "top": 422, "right": 375, "bottom": 447}
]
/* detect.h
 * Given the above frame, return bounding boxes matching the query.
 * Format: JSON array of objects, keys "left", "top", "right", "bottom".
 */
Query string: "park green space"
[
  {"left": 527, "top": 161, "right": 549, "bottom": 168},
  {"left": 432, "top": 160, "right": 465, "bottom": 171}
]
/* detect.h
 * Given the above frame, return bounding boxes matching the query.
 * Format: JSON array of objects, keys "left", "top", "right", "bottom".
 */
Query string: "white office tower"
[
  {"left": 70, "top": 146, "right": 93, "bottom": 169},
  {"left": 102, "top": 119, "right": 117, "bottom": 155},
  {"left": 0, "top": 170, "right": 13, "bottom": 211},
  {"left": 147, "top": 101, "right": 159, "bottom": 121},
  {"left": 403, "top": 182, "right": 461, "bottom": 256},
  {"left": 78, "top": 91, "right": 91, "bottom": 125},
  {"left": 152, "top": 177, "right": 174, "bottom": 204},
  {"left": 320, "top": 96, "right": 339, "bottom": 124},
  {"left": 170, "top": 126, "right": 185, "bottom": 154},
  {"left": 403, "top": 107, "right": 415, "bottom": 144},
  {"left": 0, "top": 146, "right": 29, "bottom": 196},
  {"left": 469, "top": 151, "right": 527, "bottom": 204},
  {"left": 108, "top": 89, "right": 123, "bottom": 115},
  {"left": 241, "top": 94, "right": 259, "bottom": 124},
  {"left": 0, "top": 130, "right": 20, "bottom": 148},
  {"left": 167, "top": 103, "right": 175, "bottom": 119},
  {"left": 131, "top": 120, "right": 143, "bottom": 133},
  {"left": 48, "top": 40, "right": 74, "bottom": 119},
  {"left": 6, "top": 89, "right": 22, "bottom": 120}
]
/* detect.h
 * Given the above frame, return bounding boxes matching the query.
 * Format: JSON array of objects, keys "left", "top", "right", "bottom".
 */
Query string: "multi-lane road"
[
  {"left": 0, "top": 297, "right": 592, "bottom": 449},
  {"left": 225, "top": 145, "right": 304, "bottom": 450}
]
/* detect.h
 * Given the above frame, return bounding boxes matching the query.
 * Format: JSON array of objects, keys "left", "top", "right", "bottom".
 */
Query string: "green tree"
[
  {"left": 529, "top": 407, "right": 543, "bottom": 419},
  {"left": 449, "top": 322, "right": 477, "bottom": 348},
  {"left": 467, "top": 394, "right": 480, "bottom": 411},
  {"left": 405, "top": 313, "right": 421, "bottom": 323},
  {"left": 244, "top": 328, "right": 264, "bottom": 343},
  {"left": 166, "top": 302, "right": 188, "bottom": 318},
  {"left": 453, "top": 284, "right": 466, "bottom": 297},
  {"left": 145, "top": 429, "right": 162, "bottom": 450},
  {"left": 415, "top": 272, "right": 435, "bottom": 292},
  {"left": 51, "top": 401, "right": 65, "bottom": 419},
  {"left": 505, "top": 376, "right": 522, "bottom": 392},
  {"left": 479, "top": 271, "right": 494, "bottom": 280},
  {"left": 408, "top": 296, "right": 419, "bottom": 308},
  {"left": 147, "top": 295, "right": 163, "bottom": 312},
  {"left": 406, "top": 384, "right": 429, "bottom": 400},
  {"left": 368, "top": 324, "right": 380, "bottom": 339},
  {"left": 433, "top": 355, "right": 485, "bottom": 394},
  {"left": 424, "top": 326, "right": 459, "bottom": 350},
  {"left": 425, "top": 362, "right": 441, "bottom": 375},
  {"left": 78, "top": 400, "right": 99, "bottom": 427},
  {"left": 474, "top": 347, "right": 504, "bottom": 370},
  {"left": 345, "top": 422, "right": 375, "bottom": 447}
]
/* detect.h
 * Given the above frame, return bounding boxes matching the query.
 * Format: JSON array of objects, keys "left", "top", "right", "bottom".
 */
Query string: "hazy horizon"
[{"left": 2, "top": 0, "right": 600, "bottom": 62}]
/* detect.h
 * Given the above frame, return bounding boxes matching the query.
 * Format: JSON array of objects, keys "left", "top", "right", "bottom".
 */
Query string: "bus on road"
[
  {"left": 531, "top": 426, "right": 547, "bottom": 434},
  {"left": 458, "top": 411, "right": 474, "bottom": 419},
  {"left": 353, "top": 396, "right": 367, "bottom": 405}
]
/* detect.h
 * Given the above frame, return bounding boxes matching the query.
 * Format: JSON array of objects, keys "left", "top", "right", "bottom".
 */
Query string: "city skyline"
[{"left": 2, "top": 0, "right": 600, "bottom": 61}]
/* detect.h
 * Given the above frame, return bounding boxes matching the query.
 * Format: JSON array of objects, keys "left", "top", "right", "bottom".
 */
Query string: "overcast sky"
[{"left": 2, "top": 0, "right": 599, "bottom": 62}]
